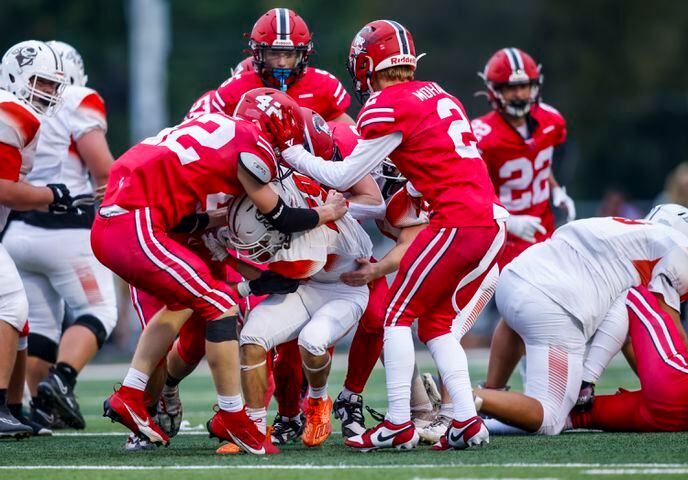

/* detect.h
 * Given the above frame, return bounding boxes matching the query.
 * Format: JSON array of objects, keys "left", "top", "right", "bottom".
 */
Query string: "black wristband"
[{"left": 263, "top": 197, "right": 319, "bottom": 234}]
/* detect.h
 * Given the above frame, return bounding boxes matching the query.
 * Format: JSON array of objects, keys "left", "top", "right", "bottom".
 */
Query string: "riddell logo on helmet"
[
  {"left": 390, "top": 56, "right": 414, "bottom": 65},
  {"left": 272, "top": 39, "right": 294, "bottom": 47}
]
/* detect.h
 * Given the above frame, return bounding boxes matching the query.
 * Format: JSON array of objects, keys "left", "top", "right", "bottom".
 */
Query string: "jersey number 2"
[{"left": 437, "top": 98, "right": 480, "bottom": 158}]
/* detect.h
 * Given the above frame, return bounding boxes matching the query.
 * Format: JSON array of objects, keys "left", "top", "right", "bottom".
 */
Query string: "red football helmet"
[
  {"left": 248, "top": 8, "right": 313, "bottom": 91},
  {"left": 347, "top": 20, "right": 417, "bottom": 103},
  {"left": 478, "top": 47, "right": 542, "bottom": 117},
  {"left": 300, "top": 107, "right": 340, "bottom": 162},
  {"left": 233, "top": 87, "right": 305, "bottom": 159}
]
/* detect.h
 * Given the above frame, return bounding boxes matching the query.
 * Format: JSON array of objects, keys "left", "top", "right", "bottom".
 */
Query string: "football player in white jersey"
[
  {"left": 211, "top": 169, "right": 373, "bottom": 449},
  {"left": 0, "top": 39, "right": 81, "bottom": 438},
  {"left": 474, "top": 205, "right": 688, "bottom": 435},
  {"left": 3, "top": 41, "right": 116, "bottom": 431}
]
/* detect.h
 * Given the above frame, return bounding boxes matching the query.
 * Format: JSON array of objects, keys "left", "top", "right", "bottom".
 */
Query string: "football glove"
[
  {"left": 240, "top": 270, "right": 300, "bottom": 297},
  {"left": 47, "top": 183, "right": 73, "bottom": 215},
  {"left": 266, "top": 105, "right": 304, "bottom": 152},
  {"left": 552, "top": 185, "right": 576, "bottom": 222},
  {"left": 202, "top": 230, "right": 230, "bottom": 262},
  {"left": 505, "top": 214, "right": 546, "bottom": 243}
]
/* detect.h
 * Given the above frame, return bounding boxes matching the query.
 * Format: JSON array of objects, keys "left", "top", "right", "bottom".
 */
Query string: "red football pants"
[
  {"left": 384, "top": 223, "right": 505, "bottom": 343},
  {"left": 91, "top": 209, "right": 235, "bottom": 322},
  {"left": 571, "top": 286, "right": 688, "bottom": 431}
]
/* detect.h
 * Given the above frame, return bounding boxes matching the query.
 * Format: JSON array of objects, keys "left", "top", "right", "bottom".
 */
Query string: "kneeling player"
[
  {"left": 231, "top": 171, "right": 373, "bottom": 447},
  {"left": 476, "top": 205, "right": 688, "bottom": 435}
]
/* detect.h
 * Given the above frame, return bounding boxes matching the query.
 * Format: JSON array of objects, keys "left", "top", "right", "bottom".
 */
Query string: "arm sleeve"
[
  {"left": 347, "top": 198, "right": 387, "bottom": 221},
  {"left": 282, "top": 132, "right": 403, "bottom": 191}
]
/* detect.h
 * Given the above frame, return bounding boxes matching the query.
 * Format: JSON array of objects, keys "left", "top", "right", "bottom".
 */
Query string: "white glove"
[
  {"left": 506, "top": 214, "right": 547, "bottom": 243},
  {"left": 202, "top": 229, "right": 229, "bottom": 262},
  {"left": 552, "top": 185, "right": 576, "bottom": 222}
]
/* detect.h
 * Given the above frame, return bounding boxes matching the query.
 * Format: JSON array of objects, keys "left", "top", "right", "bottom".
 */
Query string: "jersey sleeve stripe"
[
  {"left": 256, "top": 137, "right": 277, "bottom": 161},
  {"left": 357, "top": 107, "right": 395, "bottom": 123},
  {"left": 358, "top": 117, "right": 395, "bottom": 128},
  {"left": 336, "top": 89, "right": 347, "bottom": 106},
  {"left": 334, "top": 83, "right": 343, "bottom": 98}
]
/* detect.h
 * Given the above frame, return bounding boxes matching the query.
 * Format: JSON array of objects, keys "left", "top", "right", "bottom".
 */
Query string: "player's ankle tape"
[{"left": 240, "top": 360, "right": 267, "bottom": 372}]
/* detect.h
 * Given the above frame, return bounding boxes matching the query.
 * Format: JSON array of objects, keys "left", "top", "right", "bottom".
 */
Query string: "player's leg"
[
  {"left": 239, "top": 290, "right": 311, "bottom": 443},
  {"left": 271, "top": 340, "right": 306, "bottom": 444},
  {"left": 298, "top": 282, "right": 368, "bottom": 447},
  {"left": 484, "top": 319, "right": 524, "bottom": 389},
  {"left": 334, "top": 275, "right": 387, "bottom": 437},
  {"left": 477, "top": 270, "right": 586, "bottom": 435},
  {"left": 0, "top": 245, "right": 32, "bottom": 439}
]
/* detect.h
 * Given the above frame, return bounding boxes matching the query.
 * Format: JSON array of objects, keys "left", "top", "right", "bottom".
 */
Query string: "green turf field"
[{"left": 2, "top": 355, "right": 685, "bottom": 480}]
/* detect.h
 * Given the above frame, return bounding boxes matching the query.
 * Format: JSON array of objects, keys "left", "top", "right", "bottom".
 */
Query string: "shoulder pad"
[{"left": 238, "top": 151, "right": 273, "bottom": 184}]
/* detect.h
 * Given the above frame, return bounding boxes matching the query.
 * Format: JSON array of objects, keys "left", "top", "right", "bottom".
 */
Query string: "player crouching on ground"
[
  {"left": 475, "top": 205, "right": 688, "bottom": 435},
  {"left": 225, "top": 168, "right": 373, "bottom": 448},
  {"left": 93, "top": 92, "right": 347, "bottom": 453}
]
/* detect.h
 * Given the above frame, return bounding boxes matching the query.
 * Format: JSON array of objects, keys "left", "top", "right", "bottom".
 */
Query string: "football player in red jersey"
[
  {"left": 186, "top": 8, "right": 354, "bottom": 124},
  {"left": 471, "top": 47, "right": 575, "bottom": 268},
  {"left": 471, "top": 48, "right": 576, "bottom": 396},
  {"left": 92, "top": 89, "right": 347, "bottom": 454},
  {"left": 271, "top": 20, "right": 509, "bottom": 451}
]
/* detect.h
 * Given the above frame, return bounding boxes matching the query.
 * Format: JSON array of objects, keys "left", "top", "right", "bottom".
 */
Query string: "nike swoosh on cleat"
[
  {"left": 376, "top": 425, "right": 412, "bottom": 443},
  {"left": 449, "top": 419, "right": 478, "bottom": 443},
  {"left": 54, "top": 376, "right": 69, "bottom": 395},
  {"left": 124, "top": 404, "right": 150, "bottom": 429},
  {"left": 228, "top": 429, "right": 265, "bottom": 455}
]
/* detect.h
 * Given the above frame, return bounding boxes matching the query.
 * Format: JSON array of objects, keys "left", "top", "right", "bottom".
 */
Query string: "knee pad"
[
  {"left": 206, "top": 315, "right": 238, "bottom": 343},
  {"left": 27, "top": 333, "right": 58, "bottom": 363},
  {"left": 72, "top": 314, "right": 109, "bottom": 349},
  {"left": 297, "top": 335, "right": 329, "bottom": 357}
]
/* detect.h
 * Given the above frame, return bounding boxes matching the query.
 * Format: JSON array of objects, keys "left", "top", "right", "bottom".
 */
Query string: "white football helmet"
[
  {"left": 645, "top": 203, "right": 688, "bottom": 238},
  {"left": 227, "top": 194, "right": 290, "bottom": 264},
  {"left": 47, "top": 40, "right": 87, "bottom": 86},
  {"left": 0, "top": 40, "right": 65, "bottom": 115}
]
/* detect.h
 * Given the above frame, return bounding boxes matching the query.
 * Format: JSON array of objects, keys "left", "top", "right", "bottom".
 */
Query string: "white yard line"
[
  {"left": 584, "top": 469, "right": 688, "bottom": 475},
  {"left": 1, "top": 463, "right": 686, "bottom": 471}
]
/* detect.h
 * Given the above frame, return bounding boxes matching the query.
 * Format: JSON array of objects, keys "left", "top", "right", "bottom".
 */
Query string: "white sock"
[
  {"left": 308, "top": 384, "right": 329, "bottom": 399},
  {"left": 122, "top": 368, "right": 149, "bottom": 391},
  {"left": 383, "top": 326, "right": 415, "bottom": 424},
  {"left": 427, "top": 333, "right": 476, "bottom": 421},
  {"left": 246, "top": 407, "right": 267, "bottom": 434},
  {"left": 439, "top": 402, "right": 454, "bottom": 417},
  {"left": 340, "top": 386, "right": 358, "bottom": 399},
  {"left": 217, "top": 394, "right": 243, "bottom": 413}
]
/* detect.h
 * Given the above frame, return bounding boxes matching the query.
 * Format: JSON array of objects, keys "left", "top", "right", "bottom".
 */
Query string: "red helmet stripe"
[{"left": 384, "top": 20, "right": 410, "bottom": 55}]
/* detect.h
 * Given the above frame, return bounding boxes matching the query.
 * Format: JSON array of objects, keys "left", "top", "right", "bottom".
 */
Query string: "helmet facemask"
[
  {"left": 375, "top": 158, "right": 406, "bottom": 200},
  {"left": 252, "top": 44, "right": 310, "bottom": 92}
]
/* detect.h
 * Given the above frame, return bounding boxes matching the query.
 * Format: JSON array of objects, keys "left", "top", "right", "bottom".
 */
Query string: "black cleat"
[
  {"left": 30, "top": 394, "right": 67, "bottom": 430},
  {"left": 270, "top": 413, "right": 305, "bottom": 444},
  {"left": 333, "top": 392, "right": 366, "bottom": 438},
  {"left": 8, "top": 405, "right": 52, "bottom": 436},
  {"left": 0, "top": 407, "right": 32, "bottom": 440},
  {"left": 37, "top": 366, "right": 85, "bottom": 429}
]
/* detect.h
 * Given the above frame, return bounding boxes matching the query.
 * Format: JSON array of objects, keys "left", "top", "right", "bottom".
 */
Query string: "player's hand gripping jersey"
[
  {"left": 506, "top": 217, "right": 688, "bottom": 339},
  {"left": 472, "top": 102, "right": 566, "bottom": 241},
  {"left": 229, "top": 169, "right": 373, "bottom": 282},
  {"left": 376, "top": 182, "right": 429, "bottom": 241}
]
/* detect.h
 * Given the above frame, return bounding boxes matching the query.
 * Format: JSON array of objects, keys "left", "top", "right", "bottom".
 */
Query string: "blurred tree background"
[{"left": 2, "top": 0, "right": 687, "bottom": 201}]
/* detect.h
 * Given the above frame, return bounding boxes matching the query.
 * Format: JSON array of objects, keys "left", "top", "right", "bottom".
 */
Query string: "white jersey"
[
  {"left": 26, "top": 85, "right": 107, "bottom": 195},
  {"left": 268, "top": 171, "right": 373, "bottom": 283},
  {"left": 0, "top": 89, "right": 41, "bottom": 230},
  {"left": 506, "top": 216, "right": 688, "bottom": 338}
]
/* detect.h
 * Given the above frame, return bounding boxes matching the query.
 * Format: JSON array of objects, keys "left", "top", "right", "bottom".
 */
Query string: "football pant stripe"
[
  {"left": 134, "top": 209, "right": 234, "bottom": 315},
  {"left": 627, "top": 287, "right": 688, "bottom": 374},
  {"left": 129, "top": 286, "right": 147, "bottom": 330},
  {"left": 386, "top": 228, "right": 456, "bottom": 327}
]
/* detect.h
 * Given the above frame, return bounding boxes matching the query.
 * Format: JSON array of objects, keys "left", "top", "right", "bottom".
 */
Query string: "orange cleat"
[{"left": 302, "top": 396, "right": 332, "bottom": 447}]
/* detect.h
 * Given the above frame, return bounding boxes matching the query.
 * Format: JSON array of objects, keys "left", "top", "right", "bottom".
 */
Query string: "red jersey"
[
  {"left": 186, "top": 68, "right": 350, "bottom": 121},
  {"left": 471, "top": 102, "right": 566, "bottom": 240},
  {"left": 102, "top": 113, "right": 278, "bottom": 230},
  {"left": 357, "top": 81, "right": 500, "bottom": 227}
]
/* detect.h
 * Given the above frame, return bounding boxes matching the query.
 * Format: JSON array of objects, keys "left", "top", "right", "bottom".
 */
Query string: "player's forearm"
[
  {"left": 0, "top": 179, "right": 53, "bottom": 210},
  {"left": 347, "top": 175, "right": 386, "bottom": 220},
  {"left": 282, "top": 133, "right": 402, "bottom": 191},
  {"left": 222, "top": 255, "right": 262, "bottom": 281},
  {"left": 77, "top": 129, "right": 114, "bottom": 187}
]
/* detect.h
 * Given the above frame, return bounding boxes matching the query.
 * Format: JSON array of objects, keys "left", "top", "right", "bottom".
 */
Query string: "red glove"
[{"left": 267, "top": 105, "right": 304, "bottom": 151}]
